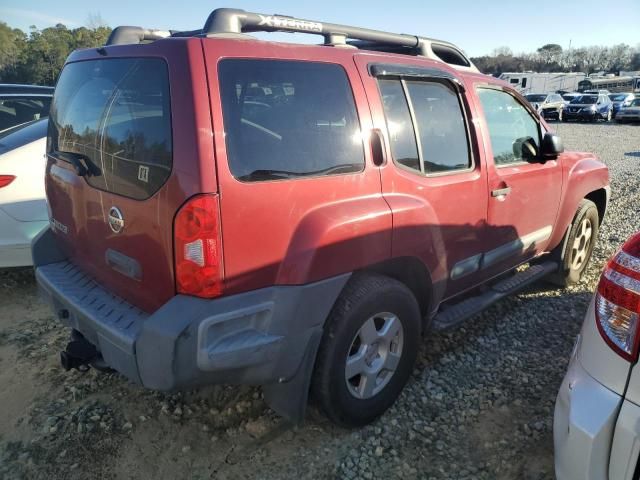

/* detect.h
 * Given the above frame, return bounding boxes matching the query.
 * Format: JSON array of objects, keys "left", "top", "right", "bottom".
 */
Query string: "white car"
[
  {"left": 0, "top": 119, "right": 48, "bottom": 267},
  {"left": 555, "top": 231, "right": 640, "bottom": 479}
]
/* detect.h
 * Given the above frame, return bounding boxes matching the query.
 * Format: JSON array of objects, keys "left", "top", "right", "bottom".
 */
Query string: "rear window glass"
[
  {"left": 0, "top": 118, "right": 47, "bottom": 155},
  {"left": 218, "top": 59, "right": 364, "bottom": 182},
  {"left": 48, "top": 58, "right": 172, "bottom": 200},
  {"left": 0, "top": 96, "right": 51, "bottom": 133}
]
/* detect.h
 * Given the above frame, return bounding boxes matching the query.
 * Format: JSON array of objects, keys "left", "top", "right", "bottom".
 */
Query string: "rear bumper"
[
  {"left": 33, "top": 229, "right": 349, "bottom": 392},
  {"left": 609, "top": 399, "right": 640, "bottom": 480},
  {"left": 554, "top": 335, "right": 623, "bottom": 480},
  {"left": 0, "top": 207, "right": 48, "bottom": 267}
]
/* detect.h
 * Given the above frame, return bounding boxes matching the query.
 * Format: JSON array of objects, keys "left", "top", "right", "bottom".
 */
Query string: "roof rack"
[{"left": 105, "top": 8, "right": 477, "bottom": 71}]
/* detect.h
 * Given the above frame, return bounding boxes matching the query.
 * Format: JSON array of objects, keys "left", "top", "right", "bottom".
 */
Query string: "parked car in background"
[
  {"left": 524, "top": 93, "right": 565, "bottom": 120},
  {"left": 563, "top": 94, "right": 613, "bottom": 122},
  {"left": 609, "top": 92, "right": 636, "bottom": 118},
  {"left": 0, "top": 84, "right": 53, "bottom": 133},
  {"left": 616, "top": 98, "right": 640, "bottom": 123},
  {"left": 0, "top": 118, "right": 48, "bottom": 267},
  {"left": 555, "top": 232, "right": 640, "bottom": 480},
  {"left": 584, "top": 89, "right": 611, "bottom": 95},
  {"left": 33, "top": 7, "right": 609, "bottom": 427}
]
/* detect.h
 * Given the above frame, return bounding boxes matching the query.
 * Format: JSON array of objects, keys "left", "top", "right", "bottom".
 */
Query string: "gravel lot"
[{"left": 1, "top": 122, "right": 639, "bottom": 480}]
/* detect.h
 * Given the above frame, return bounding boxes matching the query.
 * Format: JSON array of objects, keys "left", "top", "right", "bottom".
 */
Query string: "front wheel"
[
  {"left": 547, "top": 199, "right": 599, "bottom": 287},
  {"left": 311, "top": 273, "right": 421, "bottom": 427}
]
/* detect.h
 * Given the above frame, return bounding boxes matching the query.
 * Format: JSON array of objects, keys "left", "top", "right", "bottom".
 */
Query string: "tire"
[
  {"left": 311, "top": 273, "right": 421, "bottom": 427},
  {"left": 547, "top": 199, "right": 599, "bottom": 287}
]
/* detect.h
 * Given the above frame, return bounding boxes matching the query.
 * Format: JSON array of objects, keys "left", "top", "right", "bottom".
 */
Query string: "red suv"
[{"left": 33, "top": 8, "right": 610, "bottom": 427}]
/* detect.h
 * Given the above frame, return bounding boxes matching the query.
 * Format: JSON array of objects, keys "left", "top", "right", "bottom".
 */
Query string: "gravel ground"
[{"left": 0, "top": 122, "right": 639, "bottom": 480}]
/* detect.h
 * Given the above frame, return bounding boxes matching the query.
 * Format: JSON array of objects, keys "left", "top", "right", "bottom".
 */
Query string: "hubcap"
[
  {"left": 345, "top": 312, "right": 404, "bottom": 400},
  {"left": 570, "top": 218, "right": 593, "bottom": 270}
]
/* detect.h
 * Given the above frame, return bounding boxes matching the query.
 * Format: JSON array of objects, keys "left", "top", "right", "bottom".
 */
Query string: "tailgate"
[{"left": 45, "top": 44, "right": 213, "bottom": 313}]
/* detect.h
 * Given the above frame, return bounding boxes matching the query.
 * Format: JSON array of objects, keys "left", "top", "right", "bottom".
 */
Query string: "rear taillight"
[
  {"left": 0, "top": 175, "right": 16, "bottom": 188},
  {"left": 595, "top": 232, "right": 640, "bottom": 361},
  {"left": 173, "top": 194, "right": 224, "bottom": 299}
]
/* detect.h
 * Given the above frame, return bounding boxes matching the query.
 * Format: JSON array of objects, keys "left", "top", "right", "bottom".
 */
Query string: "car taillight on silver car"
[{"left": 595, "top": 232, "right": 640, "bottom": 361}]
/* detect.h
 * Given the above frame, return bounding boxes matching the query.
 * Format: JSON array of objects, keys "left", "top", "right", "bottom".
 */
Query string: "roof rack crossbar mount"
[
  {"left": 203, "top": 8, "right": 425, "bottom": 53},
  {"left": 106, "top": 26, "right": 171, "bottom": 46}
]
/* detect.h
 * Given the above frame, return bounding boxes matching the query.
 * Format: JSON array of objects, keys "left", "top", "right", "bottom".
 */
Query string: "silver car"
[
  {"left": 616, "top": 98, "right": 640, "bottom": 123},
  {"left": 554, "top": 231, "right": 640, "bottom": 479}
]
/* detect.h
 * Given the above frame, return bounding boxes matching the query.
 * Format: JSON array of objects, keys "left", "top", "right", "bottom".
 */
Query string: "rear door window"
[
  {"left": 48, "top": 58, "right": 172, "bottom": 200},
  {"left": 378, "top": 78, "right": 471, "bottom": 175},
  {"left": 218, "top": 59, "right": 364, "bottom": 182}
]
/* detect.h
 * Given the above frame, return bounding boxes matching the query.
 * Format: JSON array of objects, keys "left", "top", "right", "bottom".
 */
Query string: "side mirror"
[
  {"left": 513, "top": 136, "right": 538, "bottom": 162},
  {"left": 541, "top": 132, "right": 564, "bottom": 160}
]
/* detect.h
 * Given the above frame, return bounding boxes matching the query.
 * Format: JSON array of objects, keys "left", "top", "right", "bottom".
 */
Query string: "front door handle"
[{"left": 491, "top": 187, "right": 512, "bottom": 197}]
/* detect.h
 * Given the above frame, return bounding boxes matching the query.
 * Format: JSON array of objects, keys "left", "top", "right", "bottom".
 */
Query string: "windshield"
[
  {"left": 609, "top": 94, "right": 628, "bottom": 101},
  {"left": 562, "top": 95, "right": 577, "bottom": 101},
  {"left": 571, "top": 95, "right": 597, "bottom": 104},
  {"left": 630, "top": 99, "right": 640, "bottom": 107},
  {"left": 525, "top": 94, "right": 547, "bottom": 103}
]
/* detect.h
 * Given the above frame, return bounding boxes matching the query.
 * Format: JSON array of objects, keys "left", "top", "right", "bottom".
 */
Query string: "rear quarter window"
[
  {"left": 48, "top": 58, "right": 172, "bottom": 200},
  {"left": 218, "top": 59, "right": 364, "bottom": 182}
]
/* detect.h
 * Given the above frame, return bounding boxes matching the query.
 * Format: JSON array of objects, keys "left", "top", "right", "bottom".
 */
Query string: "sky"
[{"left": 1, "top": 0, "right": 639, "bottom": 57}]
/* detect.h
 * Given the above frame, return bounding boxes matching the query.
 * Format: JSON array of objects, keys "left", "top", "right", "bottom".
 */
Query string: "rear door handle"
[{"left": 491, "top": 187, "right": 512, "bottom": 197}]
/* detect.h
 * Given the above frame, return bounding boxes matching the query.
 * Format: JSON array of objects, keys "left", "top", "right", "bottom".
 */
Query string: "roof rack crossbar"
[
  {"left": 203, "top": 8, "right": 425, "bottom": 53},
  {"left": 106, "top": 26, "right": 171, "bottom": 46}
]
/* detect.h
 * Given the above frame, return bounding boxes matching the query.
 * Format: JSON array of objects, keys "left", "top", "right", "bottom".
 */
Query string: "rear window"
[
  {"left": 0, "top": 118, "right": 47, "bottom": 155},
  {"left": 48, "top": 58, "right": 172, "bottom": 200},
  {"left": 218, "top": 59, "right": 364, "bottom": 182},
  {"left": 0, "top": 96, "right": 51, "bottom": 133}
]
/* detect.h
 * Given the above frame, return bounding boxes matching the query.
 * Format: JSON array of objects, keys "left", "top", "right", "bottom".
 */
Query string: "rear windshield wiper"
[
  {"left": 51, "top": 150, "right": 102, "bottom": 177},
  {"left": 237, "top": 163, "right": 362, "bottom": 181}
]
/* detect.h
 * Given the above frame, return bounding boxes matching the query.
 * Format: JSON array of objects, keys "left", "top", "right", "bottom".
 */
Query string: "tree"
[
  {"left": 607, "top": 44, "right": 632, "bottom": 73},
  {"left": 491, "top": 46, "right": 513, "bottom": 57},
  {"left": 0, "top": 22, "right": 112, "bottom": 85},
  {"left": 537, "top": 44, "right": 563, "bottom": 65}
]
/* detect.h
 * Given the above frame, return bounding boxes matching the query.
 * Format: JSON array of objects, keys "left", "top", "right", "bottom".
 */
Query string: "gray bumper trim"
[
  {"left": 35, "top": 258, "right": 350, "bottom": 392},
  {"left": 36, "top": 261, "right": 147, "bottom": 383}
]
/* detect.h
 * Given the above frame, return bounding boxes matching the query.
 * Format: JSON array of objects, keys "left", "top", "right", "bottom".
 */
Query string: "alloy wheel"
[
  {"left": 570, "top": 218, "right": 593, "bottom": 270},
  {"left": 345, "top": 312, "right": 404, "bottom": 399}
]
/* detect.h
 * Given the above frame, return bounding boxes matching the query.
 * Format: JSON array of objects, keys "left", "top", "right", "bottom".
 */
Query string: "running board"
[{"left": 431, "top": 261, "right": 558, "bottom": 331}]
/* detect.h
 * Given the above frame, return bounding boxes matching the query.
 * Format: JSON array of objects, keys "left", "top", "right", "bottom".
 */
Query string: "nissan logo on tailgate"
[{"left": 108, "top": 207, "right": 124, "bottom": 234}]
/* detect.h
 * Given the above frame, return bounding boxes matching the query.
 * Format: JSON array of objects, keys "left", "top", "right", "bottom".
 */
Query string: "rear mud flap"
[{"left": 262, "top": 328, "right": 323, "bottom": 424}]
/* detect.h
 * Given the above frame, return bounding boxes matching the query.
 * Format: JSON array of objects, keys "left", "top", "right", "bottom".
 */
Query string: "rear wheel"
[
  {"left": 547, "top": 199, "right": 599, "bottom": 286},
  {"left": 311, "top": 273, "right": 421, "bottom": 427}
]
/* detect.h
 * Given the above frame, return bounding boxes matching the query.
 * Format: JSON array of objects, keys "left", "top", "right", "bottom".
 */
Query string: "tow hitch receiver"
[{"left": 60, "top": 339, "right": 98, "bottom": 372}]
